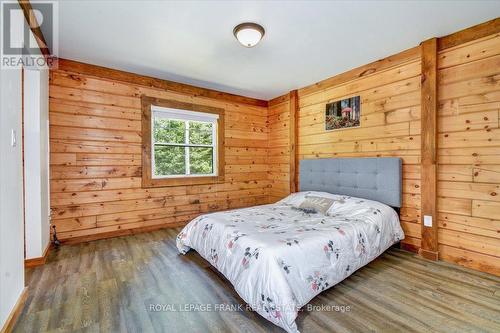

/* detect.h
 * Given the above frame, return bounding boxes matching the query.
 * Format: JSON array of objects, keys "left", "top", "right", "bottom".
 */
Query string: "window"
[
  {"left": 152, "top": 107, "right": 218, "bottom": 177},
  {"left": 141, "top": 96, "right": 224, "bottom": 187}
]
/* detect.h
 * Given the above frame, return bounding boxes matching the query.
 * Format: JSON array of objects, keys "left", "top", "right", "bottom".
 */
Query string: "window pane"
[
  {"left": 189, "top": 121, "right": 213, "bottom": 145},
  {"left": 154, "top": 118, "right": 185, "bottom": 144},
  {"left": 189, "top": 147, "right": 213, "bottom": 175},
  {"left": 154, "top": 145, "right": 185, "bottom": 176}
]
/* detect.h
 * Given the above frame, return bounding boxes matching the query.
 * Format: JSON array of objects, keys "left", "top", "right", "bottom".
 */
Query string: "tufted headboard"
[{"left": 299, "top": 157, "right": 402, "bottom": 208}]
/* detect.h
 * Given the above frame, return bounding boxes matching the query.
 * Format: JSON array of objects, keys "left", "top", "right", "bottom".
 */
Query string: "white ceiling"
[{"left": 53, "top": 0, "right": 500, "bottom": 100}]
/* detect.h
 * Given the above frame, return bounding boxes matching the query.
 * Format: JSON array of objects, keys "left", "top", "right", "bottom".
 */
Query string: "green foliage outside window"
[
  {"left": 154, "top": 146, "right": 185, "bottom": 175},
  {"left": 189, "top": 121, "right": 213, "bottom": 145},
  {"left": 153, "top": 118, "right": 214, "bottom": 176},
  {"left": 154, "top": 119, "right": 185, "bottom": 144},
  {"left": 189, "top": 147, "right": 213, "bottom": 174}
]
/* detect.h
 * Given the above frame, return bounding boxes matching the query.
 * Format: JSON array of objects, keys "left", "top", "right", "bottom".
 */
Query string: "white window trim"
[
  {"left": 151, "top": 106, "right": 218, "bottom": 179},
  {"left": 152, "top": 105, "right": 219, "bottom": 122}
]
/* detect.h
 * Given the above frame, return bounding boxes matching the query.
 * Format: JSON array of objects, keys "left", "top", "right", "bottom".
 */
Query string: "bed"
[{"left": 176, "top": 157, "right": 405, "bottom": 333}]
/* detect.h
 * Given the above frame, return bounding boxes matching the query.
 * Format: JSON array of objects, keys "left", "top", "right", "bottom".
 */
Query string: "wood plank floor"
[{"left": 14, "top": 228, "right": 500, "bottom": 333}]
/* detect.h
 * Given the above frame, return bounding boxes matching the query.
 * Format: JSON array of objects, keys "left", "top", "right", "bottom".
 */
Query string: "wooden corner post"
[
  {"left": 289, "top": 90, "right": 299, "bottom": 193},
  {"left": 419, "top": 38, "right": 439, "bottom": 261}
]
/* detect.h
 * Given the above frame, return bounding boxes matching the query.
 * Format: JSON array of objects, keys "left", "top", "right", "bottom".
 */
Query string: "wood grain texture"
[
  {"left": 295, "top": 49, "right": 422, "bottom": 252},
  {"left": 436, "top": 33, "right": 500, "bottom": 275},
  {"left": 55, "top": 58, "right": 268, "bottom": 107},
  {"left": 49, "top": 63, "right": 270, "bottom": 241},
  {"left": 24, "top": 243, "right": 51, "bottom": 268},
  {"left": 438, "top": 18, "right": 500, "bottom": 51},
  {"left": 268, "top": 93, "right": 290, "bottom": 107},
  {"left": 420, "top": 38, "right": 439, "bottom": 260},
  {"left": 13, "top": 229, "right": 500, "bottom": 333},
  {"left": 267, "top": 94, "right": 292, "bottom": 202},
  {"left": 289, "top": 90, "right": 298, "bottom": 193},
  {"left": 292, "top": 27, "right": 500, "bottom": 273},
  {"left": 298, "top": 46, "right": 420, "bottom": 97}
]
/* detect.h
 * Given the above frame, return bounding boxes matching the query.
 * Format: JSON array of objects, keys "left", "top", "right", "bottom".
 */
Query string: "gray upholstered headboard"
[{"left": 299, "top": 157, "right": 402, "bottom": 207}]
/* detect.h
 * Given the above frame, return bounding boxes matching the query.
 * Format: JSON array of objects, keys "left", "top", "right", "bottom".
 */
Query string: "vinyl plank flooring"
[{"left": 13, "top": 228, "right": 500, "bottom": 333}]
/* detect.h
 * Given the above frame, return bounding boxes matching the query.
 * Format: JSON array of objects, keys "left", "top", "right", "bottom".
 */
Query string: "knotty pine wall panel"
[
  {"left": 268, "top": 96, "right": 292, "bottom": 202},
  {"left": 437, "top": 33, "right": 500, "bottom": 275},
  {"left": 295, "top": 53, "right": 423, "bottom": 252},
  {"left": 49, "top": 68, "right": 270, "bottom": 241}
]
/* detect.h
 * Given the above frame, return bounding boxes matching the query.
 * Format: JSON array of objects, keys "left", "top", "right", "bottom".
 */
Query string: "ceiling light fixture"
[{"left": 233, "top": 22, "right": 265, "bottom": 48}]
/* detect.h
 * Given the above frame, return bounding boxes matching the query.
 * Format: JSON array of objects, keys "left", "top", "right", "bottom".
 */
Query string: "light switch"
[
  {"left": 424, "top": 215, "right": 432, "bottom": 227},
  {"left": 11, "top": 129, "right": 17, "bottom": 147}
]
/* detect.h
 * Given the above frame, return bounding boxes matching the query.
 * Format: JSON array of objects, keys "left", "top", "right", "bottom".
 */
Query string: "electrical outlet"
[{"left": 424, "top": 215, "right": 433, "bottom": 227}]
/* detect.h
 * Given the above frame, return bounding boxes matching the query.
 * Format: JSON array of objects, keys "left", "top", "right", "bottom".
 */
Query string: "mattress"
[{"left": 177, "top": 193, "right": 404, "bottom": 332}]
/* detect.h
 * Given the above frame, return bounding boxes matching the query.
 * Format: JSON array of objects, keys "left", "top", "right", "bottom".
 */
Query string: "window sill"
[{"left": 142, "top": 175, "right": 224, "bottom": 188}]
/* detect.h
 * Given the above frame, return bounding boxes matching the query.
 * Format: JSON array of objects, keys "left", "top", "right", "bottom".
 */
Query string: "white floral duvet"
[{"left": 177, "top": 192, "right": 404, "bottom": 333}]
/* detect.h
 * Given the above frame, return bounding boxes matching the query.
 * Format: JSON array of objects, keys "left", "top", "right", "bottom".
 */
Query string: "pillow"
[
  {"left": 325, "top": 195, "right": 392, "bottom": 217},
  {"left": 298, "top": 195, "right": 335, "bottom": 215},
  {"left": 276, "top": 191, "right": 310, "bottom": 206},
  {"left": 277, "top": 191, "right": 341, "bottom": 206},
  {"left": 324, "top": 195, "right": 351, "bottom": 216}
]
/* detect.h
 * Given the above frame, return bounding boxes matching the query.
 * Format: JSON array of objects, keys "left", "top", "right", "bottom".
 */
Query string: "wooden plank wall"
[
  {"left": 48, "top": 21, "right": 499, "bottom": 275},
  {"left": 268, "top": 95, "right": 292, "bottom": 202},
  {"left": 294, "top": 50, "right": 423, "bottom": 252},
  {"left": 436, "top": 33, "right": 500, "bottom": 275},
  {"left": 49, "top": 64, "right": 270, "bottom": 242}
]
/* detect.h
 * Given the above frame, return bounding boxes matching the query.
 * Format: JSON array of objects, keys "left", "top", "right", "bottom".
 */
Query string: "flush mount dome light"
[{"left": 233, "top": 22, "right": 265, "bottom": 47}]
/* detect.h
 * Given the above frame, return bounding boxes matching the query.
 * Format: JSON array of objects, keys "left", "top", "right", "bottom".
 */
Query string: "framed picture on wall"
[{"left": 325, "top": 96, "right": 361, "bottom": 130}]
